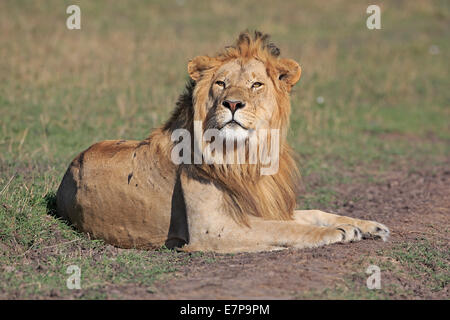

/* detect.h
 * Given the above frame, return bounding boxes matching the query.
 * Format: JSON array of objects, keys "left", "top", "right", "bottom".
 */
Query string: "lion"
[{"left": 56, "top": 31, "right": 389, "bottom": 253}]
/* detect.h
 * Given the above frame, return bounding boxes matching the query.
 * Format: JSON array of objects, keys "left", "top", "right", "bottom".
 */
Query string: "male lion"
[{"left": 57, "top": 31, "right": 389, "bottom": 253}]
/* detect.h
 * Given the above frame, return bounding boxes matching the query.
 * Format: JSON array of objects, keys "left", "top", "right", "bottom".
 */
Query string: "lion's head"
[
  {"left": 188, "top": 31, "right": 301, "bottom": 144},
  {"left": 162, "top": 31, "right": 302, "bottom": 225}
]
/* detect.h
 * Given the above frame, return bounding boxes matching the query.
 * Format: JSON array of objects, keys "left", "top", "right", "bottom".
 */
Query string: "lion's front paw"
[
  {"left": 357, "top": 221, "right": 390, "bottom": 241},
  {"left": 319, "top": 224, "right": 362, "bottom": 245}
]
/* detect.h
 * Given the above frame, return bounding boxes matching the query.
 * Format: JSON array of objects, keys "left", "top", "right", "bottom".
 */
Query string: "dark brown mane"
[
  {"left": 162, "top": 78, "right": 196, "bottom": 133},
  {"left": 224, "top": 30, "right": 281, "bottom": 59}
]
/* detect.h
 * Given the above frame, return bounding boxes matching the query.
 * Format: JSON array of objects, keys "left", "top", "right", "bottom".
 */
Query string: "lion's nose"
[{"left": 222, "top": 100, "right": 246, "bottom": 114}]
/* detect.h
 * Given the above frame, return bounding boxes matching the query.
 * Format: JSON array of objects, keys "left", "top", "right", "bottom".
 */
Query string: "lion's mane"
[{"left": 160, "top": 31, "right": 301, "bottom": 226}]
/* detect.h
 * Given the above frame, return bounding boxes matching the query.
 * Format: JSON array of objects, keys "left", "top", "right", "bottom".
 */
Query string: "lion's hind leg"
[{"left": 293, "top": 210, "right": 390, "bottom": 241}]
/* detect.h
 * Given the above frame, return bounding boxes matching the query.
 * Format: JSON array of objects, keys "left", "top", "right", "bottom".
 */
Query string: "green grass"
[
  {"left": 0, "top": 0, "right": 449, "bottom": 298},
  {"left": 388, "top": 238, "right": 450, "bottom": 292}
]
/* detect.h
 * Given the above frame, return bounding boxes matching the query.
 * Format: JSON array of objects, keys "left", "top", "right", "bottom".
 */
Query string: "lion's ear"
[
  {"left": 188, "top": 56, "right": 217, "bottom": 81},
  {"left": 277, "top": 58, "right": 302, "bottom": 92}
]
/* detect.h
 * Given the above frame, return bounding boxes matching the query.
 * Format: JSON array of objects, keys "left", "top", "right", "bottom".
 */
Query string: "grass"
[
  {"left": 388, "top": 238, "right": 450, "bottom": 292},
  {"left": 0, "top": 0, "right": 449, "bottom": 298},
  {"left": 296, "top": 282, "right": 412, "bottom": 300},
  {"left": 299, "top": 237, "right": 450, "bottom": 299},
  {"left": 296, "top": 239, "right": 450, "bottom": 300}
]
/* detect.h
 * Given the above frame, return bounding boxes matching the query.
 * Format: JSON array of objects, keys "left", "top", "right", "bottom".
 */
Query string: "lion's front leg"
[
  {"left": 183, "top": 217, "right": 366, "bottom": 253},
  {"left": 293, "top": 210, "right": 390, "bottom": 241},
  {"left": 180, "top": 172, "right": 366, "bottom": 253}
]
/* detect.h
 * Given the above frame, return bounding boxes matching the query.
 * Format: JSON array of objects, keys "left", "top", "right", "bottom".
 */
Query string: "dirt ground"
[{"left": 144, "top": 164, "right": 449, "bottom": 299}]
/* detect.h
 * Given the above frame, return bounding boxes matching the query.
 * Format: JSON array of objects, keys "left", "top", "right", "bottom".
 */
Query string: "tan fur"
[{"left": 57, "top": 31, "right": 389, "bottom": 252}]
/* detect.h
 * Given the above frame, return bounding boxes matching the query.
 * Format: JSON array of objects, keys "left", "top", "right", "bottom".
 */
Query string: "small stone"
[
  {"left": 429, "top": 45, "right": 440, "bottom": 55},
  {"left": 3, "top": 266, "right": 15, "bottom": 272},
  {"left": 316, "top": 96, "right": 325, "bottom": 104}
]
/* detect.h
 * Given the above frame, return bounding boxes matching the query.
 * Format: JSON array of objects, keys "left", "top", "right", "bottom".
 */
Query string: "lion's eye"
[
  {"left": 215, "top": 81, "right": 226, "bottom": 88},
  {"left": 252, "top": 82, "right": 263, "bottom": 89}
]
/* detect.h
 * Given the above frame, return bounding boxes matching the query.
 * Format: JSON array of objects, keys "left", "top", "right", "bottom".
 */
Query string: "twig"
[
  {"left": 40, "top": 239, "right": 81, "bottom": 250},
  {"left": 18, "top": 239, "right": 81, "bottom": 257},
  {"left": 0, "top": 174, "right": 15, "bottom": 196}
]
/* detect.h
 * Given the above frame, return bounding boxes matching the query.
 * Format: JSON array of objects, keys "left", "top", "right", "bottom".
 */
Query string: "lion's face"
[
  {"left": 189, "top": 56, "right": 301, "bottom": 144},
  {"left": 203, "top": 58, "right": 278, "bottom": 142}
]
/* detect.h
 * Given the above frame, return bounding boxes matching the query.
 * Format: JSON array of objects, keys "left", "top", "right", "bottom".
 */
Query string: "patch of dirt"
[{"left": 145, "top": 164, "right": 449, "bottom": 299}]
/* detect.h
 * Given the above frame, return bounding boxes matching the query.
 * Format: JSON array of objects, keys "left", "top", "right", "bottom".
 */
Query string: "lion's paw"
[
  {"left": 320, "top": 224, "right": 362, "bottom": 245},
  {"left": 335, "top": 224, "right": 363, "bottom": 243},
  {"left": 357, "top": 221, "right": 390, "bottom": 241}
]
